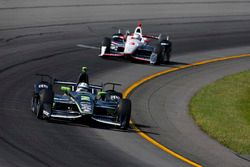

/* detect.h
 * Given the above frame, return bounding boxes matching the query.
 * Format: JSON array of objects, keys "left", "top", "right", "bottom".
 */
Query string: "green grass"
[{"left": 190, "top": 70, "right": 250, "bottom": 154}]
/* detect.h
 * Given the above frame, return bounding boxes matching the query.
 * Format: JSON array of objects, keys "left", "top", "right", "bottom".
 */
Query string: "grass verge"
[{"left": 190, "top": 70, "right": 250, "bottom": 154}]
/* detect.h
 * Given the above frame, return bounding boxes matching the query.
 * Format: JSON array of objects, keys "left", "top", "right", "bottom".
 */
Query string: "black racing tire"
[
  {"left": 154, "top": 40, "right": 172, "bottom": 64},
  {"left": 118, "top": 99, "right": 131, "bottom": 129},
  {"left": 31, "top": 95, "right": 38, "bottom": 113},
  {"left": 39, "top": 89, "right": 54, "bottom": 104},
  {"left": 155, "top": 44, "right": 164, "bottom": 65},
  {"left": 36, "top": 99, "right": 43, "bottom": 119},
  {"left": 36, "top": 89, "right": 54, "bottom": 119},
  {"left": 160, "top": 40, "right": 172, "bottom": 63},
  {"left": 101, "top": 37, "right": 111, "bottom": 54}
]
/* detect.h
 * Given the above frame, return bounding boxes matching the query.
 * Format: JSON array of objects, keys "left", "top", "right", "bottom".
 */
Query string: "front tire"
[
  {"left": 31, "top": 93, "right": 38, "bottom": 113},
  {"left": 154, "top": 40, "right": 172, "bottom": 64},
  {"left": 100, "top": 37, "right": 111, "bottom": 55},
  {"left": 160, "top": 40, "right": 172, "bottom": 63},
  {"left": 118, "top": 99, "right": 131, "bottom": 129},
  {"left": 36, "top": 89, "right": 54, "bottom": 120},
  {"left": 36, "top": 99, "right": 43, "bottom": 119},
  {"left": 155, "top": 44, "right": 164, "bottom": 65}
]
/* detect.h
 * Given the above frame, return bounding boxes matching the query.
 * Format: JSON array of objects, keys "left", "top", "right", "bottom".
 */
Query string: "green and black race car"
[{"left": 31, "top": 71, "right": 131, "bottom": 129}]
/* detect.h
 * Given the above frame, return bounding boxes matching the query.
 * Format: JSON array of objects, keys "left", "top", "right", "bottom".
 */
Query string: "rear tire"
[{"left": 118, "top": 99, "right": 131, "bottom": 129}]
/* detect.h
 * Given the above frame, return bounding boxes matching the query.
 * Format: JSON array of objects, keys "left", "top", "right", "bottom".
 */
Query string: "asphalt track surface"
[{"left": 0, "top": 0, "right": 250, "bottom": 166}]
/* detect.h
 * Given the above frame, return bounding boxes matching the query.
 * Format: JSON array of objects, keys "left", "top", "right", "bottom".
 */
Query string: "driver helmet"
[
  {"left": 134, "top": 33, "right": 141, "bottom": 41},
  {"left": 76, "top": 82, "right": 89, "bottom": 92},
  {"left": 82, "top": 67, "right": 88, "bottom": 73}
]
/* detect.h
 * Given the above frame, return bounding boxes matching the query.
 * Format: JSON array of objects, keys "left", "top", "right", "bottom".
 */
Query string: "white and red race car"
[{"left": 99, "top": 22, "right": 172, "bottom": 65}]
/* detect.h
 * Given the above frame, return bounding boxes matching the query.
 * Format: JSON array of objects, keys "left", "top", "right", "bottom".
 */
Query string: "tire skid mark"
[
  {"left": 160, "top": 18, "right": 250, "bottom": 26},
  {"left": 174, "top": 30, "right": 250, "bottom": 40},
  {"left": 1, "top": 14, "right": 250, "bottom": 32},
  {"left": 0, "top": 48, "right": 82, "bottom": 74},
  {"left": 4, "top": 31, "right": 63, "bottom": 42}
]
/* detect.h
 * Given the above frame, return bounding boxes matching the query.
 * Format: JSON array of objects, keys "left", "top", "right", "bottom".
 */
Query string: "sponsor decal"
[
  {"left": 81, "top": 96, "right": 90, "bottom": 101},
  {"left": 38, "top": 84, "right": 48, "bottom": 89}
]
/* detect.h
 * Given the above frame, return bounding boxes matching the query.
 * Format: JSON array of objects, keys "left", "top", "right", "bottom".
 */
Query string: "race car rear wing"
[
  {"left": 142, "top": 34, "right": 170, "bottom": 41},
  {"left": 35, "top": 73, "right": 54, "bottom": 84},
  {"left": 142, "top": 34, "right": 161, "bottom": 40},
  {"left": 54, "top": 80, "right": 103, "bottom": 90},
  {"left": 103, "top": 82, "right": 121, "bottom": 91},
  {"left": 54, "top": 80, "right": 76, "bottom": 86}
]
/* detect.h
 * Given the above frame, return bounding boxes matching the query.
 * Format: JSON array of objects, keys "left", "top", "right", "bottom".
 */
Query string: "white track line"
[{"left": 76, "top": 44, "right": 99, "bottom": 50}]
